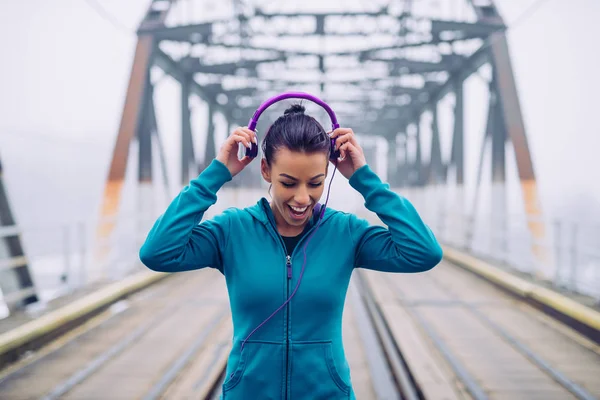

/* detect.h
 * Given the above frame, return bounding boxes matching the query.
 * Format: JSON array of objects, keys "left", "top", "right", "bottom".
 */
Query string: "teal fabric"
[{"left": 140, "top": 159, "right": 443, "bottom": 399}]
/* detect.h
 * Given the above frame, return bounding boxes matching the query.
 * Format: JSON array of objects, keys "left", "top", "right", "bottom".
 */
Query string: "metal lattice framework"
[
  {"left": 0, "top": 157, "right": 38, "bottom": 310},
  {"left": 95, "top": 0, "right": 545, "bottom": 271},
  {"left": 0, "top": 0, "right": 555, "bottom": 312}
]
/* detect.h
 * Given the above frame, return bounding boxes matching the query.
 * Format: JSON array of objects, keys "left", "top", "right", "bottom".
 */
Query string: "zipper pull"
[{"left": 286, "top": 255, "right": 292, "bottom": 279}]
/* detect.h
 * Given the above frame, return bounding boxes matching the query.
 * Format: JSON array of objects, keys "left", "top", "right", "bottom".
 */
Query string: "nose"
[{"left": 294, "top": 185, "right": 310, "bottom": 205}]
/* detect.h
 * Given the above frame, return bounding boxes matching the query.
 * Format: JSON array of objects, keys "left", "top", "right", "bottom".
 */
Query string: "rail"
[{"left": 430, "top": 210, "right": 600, "bottom": 302}]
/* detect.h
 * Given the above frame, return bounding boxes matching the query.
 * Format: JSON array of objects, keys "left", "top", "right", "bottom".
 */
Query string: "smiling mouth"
[{"left": 287, "top": 204, "right": 310, "bottom": 219}]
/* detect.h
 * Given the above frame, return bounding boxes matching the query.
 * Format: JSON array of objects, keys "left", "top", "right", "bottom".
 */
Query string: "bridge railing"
[
  {"left": 427, "top": 210, "right": 600, "bottom": 302},
  {"left": 0, "top": 216, "right": 152, "bottom": 313},
  {"left": 1, "top": 187, "right": 598, "bottom": 315}
]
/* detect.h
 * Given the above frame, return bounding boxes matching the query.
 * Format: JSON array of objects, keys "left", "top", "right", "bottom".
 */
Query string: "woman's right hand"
[{"left": 216, "top": 127, "right": 257, "bottom": 177}]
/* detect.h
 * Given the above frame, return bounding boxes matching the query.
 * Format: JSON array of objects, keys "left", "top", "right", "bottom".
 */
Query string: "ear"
[{"left": 260, "top": 158, "right": 272, "bottom": 183}]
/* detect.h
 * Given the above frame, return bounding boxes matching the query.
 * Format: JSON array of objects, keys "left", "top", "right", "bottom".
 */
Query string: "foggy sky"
[{"left": 1, "top": 0, "right": 600, "bottom": 235}]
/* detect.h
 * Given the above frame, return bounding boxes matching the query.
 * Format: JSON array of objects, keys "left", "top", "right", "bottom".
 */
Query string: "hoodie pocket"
[
  {"left": 222, "top": 341, "right": 284, "bottom": 399},
  {"left": 289, "top": 341, "right": 351, "bottom": 399}
]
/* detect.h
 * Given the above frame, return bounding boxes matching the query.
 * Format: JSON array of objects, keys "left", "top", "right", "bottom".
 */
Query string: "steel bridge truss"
[
  {"left": 94, "top": 0, "right": 547, "bottom": 283},
  {"left": 0, "top": 0, "right": 548, "bottom": 312}
]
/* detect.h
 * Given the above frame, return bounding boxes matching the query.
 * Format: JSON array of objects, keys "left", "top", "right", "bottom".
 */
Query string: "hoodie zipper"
[
  {"left": 285, "top": 254, "right": 291, "bottom": 399},
  {"left": 264, "top": 211, "right": 322, "bottom": 399}
]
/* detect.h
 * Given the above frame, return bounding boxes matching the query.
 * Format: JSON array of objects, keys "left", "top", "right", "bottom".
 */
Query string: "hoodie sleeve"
[
  {"left": 139, "top": 159, "right": 233, "bottom": 273},
  {"left": 347, "top": 164, "right": 443, "bottom": 273}
]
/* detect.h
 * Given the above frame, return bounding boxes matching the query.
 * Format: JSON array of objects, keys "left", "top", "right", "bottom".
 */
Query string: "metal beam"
[
  {"left": 489, "top": 78, "right": 505, "bottom": 184},
  {"left": 428, "top": 105, "right": 444, "bottom": 184},
  {"left": 97, "top": 35, "right": 155, "bottom": 277},
  {"left": 96, "top": 0, "right": 173, "bottom": 279},
  {"left": 254, "top": 8, "right": 389, "bottom": 18},
  {"left": 413, "top": 122, "right": 423, "bottom": 186},
  {"left": 187, "top": 42, "right": 288, "bottom": 56},
  {"left": 134, "top": 13, "right": 502, "bottom": 45},
  {"left": 387, "top": 136, "right": 398, "bottom": 186},
  {"left": 248, "top": 16, "right": 502, "bottom": 38},
  {"left": 138, "top": 21, "right": 214, "bottom": 42},
  {"left": 202, "top": 101, "right": 217, "bottom": 172},
  {"left": 431, "top": 19, "right": 505, "bottom": 37},
  {"left": 201, "top": 84, "right": 257, "bottom": 100},
  {"left": 253, "top": 76, "right": 443, "bottom": 89},
  {"left": 467, "top": 0, "right": 505, "bottom": 25},
  {"left": 148, "top": 90, "right": 170, "bottom": 194},
  {"left": 181, "top": 73, "right": 194, "bottom": 184},
  {"left": 384, "top": 57, "right": 465, "bottom": 74},
  {"left": 397, "top": 132, "right": 409, "bottom": 186},
  {"left": 205, "top": 40, "right": 448, "bottom": 57},
  {"left": 0, "top": 157, "right": 38, "bottom": 310},
  {"left": 406, "top": 44, "right": 491, "bottom": 117},
  {"left": 153, "top": 48, "right": 231, "bottom": 117},
  {"left": 253, "top": 10, "right": 503, "bottom": 35},
  {"left": 181, "top": 59, "right": 240, "bottom": 75},
  {"left": 489, "top": 33, "right": 534, "bottom": 182},
  {"left": 179, "top": 55, "right": 285, "bottom": 75},
  {"left": 450, "top": 79, "right": 465, "bottom": 184},
  {"left": 137, "top": 72, "right": 153, "bottom": 184}
]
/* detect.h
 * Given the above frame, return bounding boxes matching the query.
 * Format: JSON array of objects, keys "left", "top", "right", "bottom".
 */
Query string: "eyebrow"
[{"left": 279, "top": 173, "right": 325, "bottom": 180}]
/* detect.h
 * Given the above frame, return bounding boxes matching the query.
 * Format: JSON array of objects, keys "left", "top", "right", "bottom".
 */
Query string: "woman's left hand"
[{"left": 329, "top": 128, "right": 367, "bottom": 179}]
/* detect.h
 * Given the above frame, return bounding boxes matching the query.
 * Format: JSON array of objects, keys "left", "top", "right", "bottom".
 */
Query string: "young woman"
[{"left": 139, "top": 103, "right": 443, "bottom": 399}]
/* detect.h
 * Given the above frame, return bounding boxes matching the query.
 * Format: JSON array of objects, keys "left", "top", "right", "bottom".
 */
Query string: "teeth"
[{"left": 290, "top": 205, "right": 308, "bottom": 213}]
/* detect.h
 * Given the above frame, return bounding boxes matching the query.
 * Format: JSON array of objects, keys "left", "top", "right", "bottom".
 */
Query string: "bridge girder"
[
  {"left": 0, "top": 0, "right": 546, "bottom": 315},
  {"left": 102, "top": 0, "right": 540, "bottom": 238}
]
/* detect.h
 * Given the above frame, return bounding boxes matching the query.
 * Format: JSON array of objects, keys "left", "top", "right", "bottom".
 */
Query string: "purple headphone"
[{"left": 245, "top": 91, "right": 341, "bottom": 161}]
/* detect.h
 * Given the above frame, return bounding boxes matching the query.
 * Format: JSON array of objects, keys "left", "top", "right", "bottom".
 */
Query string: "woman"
[{"left": 139, "top": 104, "right": 442, "bottom": 399}]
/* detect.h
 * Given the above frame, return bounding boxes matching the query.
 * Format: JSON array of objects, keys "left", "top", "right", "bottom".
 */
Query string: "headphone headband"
[
  {"left": 245, "top": 91, "right": 340, "bottom": 159},
  {"left": 248, "top": 91, "right": 340, "bottom": 132}
]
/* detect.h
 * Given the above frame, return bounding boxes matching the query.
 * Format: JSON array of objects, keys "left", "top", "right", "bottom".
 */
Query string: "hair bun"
[{"left": 284, "top": 104, "right": 305, "bottom": 115}]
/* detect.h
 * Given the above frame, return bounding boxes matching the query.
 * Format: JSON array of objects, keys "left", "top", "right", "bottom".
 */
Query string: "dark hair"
[{"left": 261, "top": 103, "right": 330, "bottom": 166}]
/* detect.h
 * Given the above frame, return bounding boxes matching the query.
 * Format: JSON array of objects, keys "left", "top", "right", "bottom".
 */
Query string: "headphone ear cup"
[
  {"left": 246, "top": 142, "right": 259, "bottom": 158},
  {"left": 329, "top": 138, "right": 339, "bottom": 160}
]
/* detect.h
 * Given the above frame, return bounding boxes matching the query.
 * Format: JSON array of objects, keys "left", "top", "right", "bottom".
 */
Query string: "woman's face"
[{"left": 261, "top": 147, "right": 329, "bottom": 236}]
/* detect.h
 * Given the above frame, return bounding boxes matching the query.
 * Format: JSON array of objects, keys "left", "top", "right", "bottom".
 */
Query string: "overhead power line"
[{"left": 81, "top": 0, "right": 132, "bottom": 35}]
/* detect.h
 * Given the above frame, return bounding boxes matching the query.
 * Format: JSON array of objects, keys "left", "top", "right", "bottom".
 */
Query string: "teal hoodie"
[{"left": 139, "top": 159, "right": 442, "bottom": 400}]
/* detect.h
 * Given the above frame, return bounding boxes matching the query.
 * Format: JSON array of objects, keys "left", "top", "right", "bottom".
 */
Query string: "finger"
[
  {"left": 339, "top": 142, "right": 350, "bottom": 160},
  {"left": 234, "top": 128, "right": 253, "bottom": 143},
  {"left": 339, "top": 142, "right": 357, "bottom": 160},
  {"left": 329, "top": 128, "right": 353, "bottom": 139},
  {"left": 223, "top": 133, "right": 242, "bottom": 151},
  {"left": 227, "top": 133, "right": 245, "bottom": 150},
  {"left": 244, "top": 129, "right": 258, "bottom": 145},
  {"left": 339, "top": 133, "right": 361, "bottom": 151},
  {"left": 240, "top": 127, "right": 258, "bottom": 143},
  {"left": 334, "top": 132, "right": 353, "bottom": 150},
  {"left": 234, "top": 129, "right": 254, "bottom": 147},
  {"left": 329, "top": 128, "right": 342, "bottom": 139},
  {"left": 232, "top": 132, "right": 252, "bottom": 149}
]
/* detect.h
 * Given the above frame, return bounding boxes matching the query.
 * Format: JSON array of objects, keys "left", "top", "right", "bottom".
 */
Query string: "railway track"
[
  {"left": 0, "top": 268, "right": 427, "bottom": 400},
  {"left": 0, "top": 271, "right": 233, "bottom": 399},
  {"left": 0, "top": 263, "right": 598, "bottom": 399},
  {"left": 362, "top": 262, "right": 600, "bottom": 400}
]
